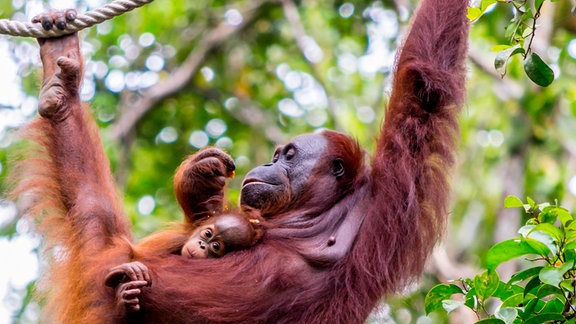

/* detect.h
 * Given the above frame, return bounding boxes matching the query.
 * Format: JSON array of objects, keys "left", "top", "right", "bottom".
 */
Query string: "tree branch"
[
  {"left": 110, "top": 0, "right": 274, "bottom": 142},
  {"left": 280, "top": 0, "right": 343, "bottom": 132}
]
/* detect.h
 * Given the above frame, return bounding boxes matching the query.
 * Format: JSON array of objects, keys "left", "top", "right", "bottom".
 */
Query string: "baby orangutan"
[
  {"left": 104, "top": 212, "right": 259, "bottom": 314},
  {"left": 180, "top": 212, "right": 257, "bottom": 259}
]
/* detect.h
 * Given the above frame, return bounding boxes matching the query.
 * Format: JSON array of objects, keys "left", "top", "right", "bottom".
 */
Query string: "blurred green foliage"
[
  {"left": 426, "top": 197, "right": 576, "bottom": 323},
  {"left": 2, "top": 0, "right": 576, "bottom": 322}
]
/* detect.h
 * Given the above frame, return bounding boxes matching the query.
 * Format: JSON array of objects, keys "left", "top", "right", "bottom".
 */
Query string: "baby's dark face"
[{"left": 181, "top": 214, "right": 255, "bottom": 258}]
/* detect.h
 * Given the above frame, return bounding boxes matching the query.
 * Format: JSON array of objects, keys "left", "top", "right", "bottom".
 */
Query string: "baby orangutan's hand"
[{"left": 105, "top": 261, "right": 151, "bottom": 315}]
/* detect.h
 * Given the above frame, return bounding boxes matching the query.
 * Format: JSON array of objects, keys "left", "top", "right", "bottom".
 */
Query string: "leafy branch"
[
  {"left": 426, "top": 196, "right": 576, "bottom": 323},
  {"left": 468, "top": 0, "right": 555, "bottom": 87}
]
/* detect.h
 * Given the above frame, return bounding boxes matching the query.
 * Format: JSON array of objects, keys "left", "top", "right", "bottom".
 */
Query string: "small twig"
[
  {"left": 524, "top": 1, "right": 544, "bottom": 58},
  {"left": 525, "top": 256, "right": 551, "bottom": 264}
]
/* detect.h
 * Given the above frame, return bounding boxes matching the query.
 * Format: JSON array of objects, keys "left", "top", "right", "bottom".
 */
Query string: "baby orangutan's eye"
[{"left": 204, "top": 229, "right": 212, "bottom": 238}]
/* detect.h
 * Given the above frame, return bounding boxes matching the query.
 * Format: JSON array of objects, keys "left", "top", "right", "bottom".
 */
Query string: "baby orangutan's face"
[{"left": 181, "top": 214, "right": 255, "bottom": 258}]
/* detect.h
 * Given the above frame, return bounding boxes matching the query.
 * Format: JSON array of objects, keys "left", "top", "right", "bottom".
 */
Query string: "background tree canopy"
[{"left": 1, "top": 0, "right": 576, "bottom": 322}]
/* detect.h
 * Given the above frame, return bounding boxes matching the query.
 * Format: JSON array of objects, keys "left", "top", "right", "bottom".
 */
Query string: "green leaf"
[
  {"left": 539, "top": 260, "right": 574, "bottom": 287},
  {"left": 534, "top": 0, "right": 545, "bottom": 10},
  {"left": 557, "top": 208, "right": 574, "bottom": 226},
  {"left": 565, "top": 237, "right": 576, "bottom": 250},
  {"left": 566, "top": 220, "right": 576, "bottom": 230},
  {"left": 520, "top": 296, "right": 543, "bottom": 319},
  {"left": 541, "top": 297, "right": 565, "bottom": 313},
  {"left": 504, "top": 195, "right": 524, "bottom": 209},
  {"left": 501, "top": 293, "right": 523, "bottom": 308},
  {"left": 520, "top": 6, "right": 535, "bottom": 21},
  {"left": 524, "top": 276, "right": 542, "bottom": 297},
  {"left": 531, "top": 223, "right": 564, "bottom": 243},
  {"left": 565, "top": 248, "right": 576, "bottom": 262},
  {"left": 493, "top": 281, "right": 523, "bottom": 300},
  {"left": 561, "top": 279, "right": 575, "bottom": 293},
  {"left": 538, "top": 202, "right": 551, "bottom": 210},
  {"left": 424, "top": 284, "right": 463, "bottom": 314},
  {"left": 495, "top": 307, "right": 518, "bottom": 324},
  {"left": 467, "top": 7, "right": 483, "bottom": 21},
  {"left": 465, "top": 287, "right": 477, "bottom": 309},
  {"left": 492, "top": 45, "right": 513, "bottom": 52},
  {"left": 481, "top": 0, "right": 497, "bottom": 10},
  {"left": 494, "top": 45, "right": 525, "bottom": 77},
  {"left": 523, "top": 53, "right": 554, "bottom": 87},
  {"left": 535, "top": 284, "right": 563, "bottom": 299},
  {"left": 522, "top": 26, "right": 534, "bottom": 38},
  {"left": 474, "top": 270, "right": 500, "bottom": 301},
  {"left": 508, "top": 266, "right": 543, "bottom": 285},
  {"left": 538, "top": 207, "right": 559, "bottom": 224},
  {"left": 504, "top": 17, "right": 522, "bottom": 41},
  {"left": 525, "top": 239, "right": 551, "bottom": 256},
  {"left": 441, "top": 299, "right": 463, "bottom": 313},
  {"left": 476, "top": 319, "right": 505, "bottom": 324},
  {"left": 527, "top": 197, "right": 536, "bottom": 208},
  {"left": 467, "top": 0, "right": 497, "bottom": 21},
  {"left": 525, "top": 313, "right": 566, "bottom": 324},
  {"left": 486, "top": 239, "right": 544, "bottom": 271},
  {"left": 519, "top": 225, "right": 553, "bottom": 255}
]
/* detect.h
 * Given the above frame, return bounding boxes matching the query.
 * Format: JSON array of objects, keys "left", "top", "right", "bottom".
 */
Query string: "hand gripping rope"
[{"left": 0, "top": 0, "right": 154, "bottom": 38}]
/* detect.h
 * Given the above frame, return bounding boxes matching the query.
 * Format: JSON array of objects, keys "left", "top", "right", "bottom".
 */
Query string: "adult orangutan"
[{"left": 13, "top": 0, "right": 469, "bottom": 322}]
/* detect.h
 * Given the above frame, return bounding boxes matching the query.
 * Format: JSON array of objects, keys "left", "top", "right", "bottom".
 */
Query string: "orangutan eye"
[
  {"left": 204, "top": 229, "right": 213, "bottom": 238},
  {"left": 272, "top": 147, "right": 281, "bottom": 163},
  {"left": 211, "top": 242, "right": 221, "bottom": 251},
  {"left": 284, "top": 145, "right": 296, "bottom": 160},
  {"left": 332, "top": 159, "right": 345, "bottom": 178}
]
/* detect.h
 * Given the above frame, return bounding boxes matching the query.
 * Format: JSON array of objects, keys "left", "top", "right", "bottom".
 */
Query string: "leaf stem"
[{"left": 524, "top": 0, "right": 544, "bottom": 58}]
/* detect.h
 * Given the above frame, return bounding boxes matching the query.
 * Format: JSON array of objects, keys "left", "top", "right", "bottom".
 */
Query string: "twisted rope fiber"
[{"left": 0, "top": 0, "right": 154, "bottom": 38}]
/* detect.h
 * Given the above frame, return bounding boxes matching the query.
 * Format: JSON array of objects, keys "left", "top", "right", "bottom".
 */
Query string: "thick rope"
[{"left": 0, "top": 0, "right": 154, "bottom": 38}]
